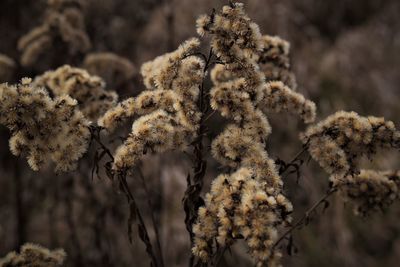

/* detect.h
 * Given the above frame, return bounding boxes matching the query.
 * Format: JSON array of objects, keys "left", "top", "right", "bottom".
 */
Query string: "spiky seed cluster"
[
  {"left": 211, "top": 124, "right": 280, "bottom": 185},
  {"left": 210, "top": 64, "right": 234, "bottom": 85},
  {"left": 98, "top": 38, "right": 205, "bottom": 171},
  {"left": 193, "top": 3, "right": 314, "bottom": 266},
  {"left": 17, "top": 0, "right": 90, "bottom": 67},
  {"left": 210, "top": 67, "right": 316, "bottom": 124},
  {"left": 193, "top": 167, "right": 292, "bottom": 265},
  {"left": 196, "top": 2, "right": 263, "bottom": 64},
  {"left": 335, "top": 170, "right": 400, "bottom": 216},
  {"left": 197, "top": 2, "right": 266, "bottom": 103},
  {"left": 112, "top": 110, "right": 194, "bottom": 169},
  {"left": 0, "top": 79, "right": 90, "bottom": 172},
  {"left": 203, "top": 3, "right": 315, "bottom": 124},
  {"left": 260, "top": 81, "right": 316, "bottom": 123},
  {"left": 0, "top": 54, "right": 16, "bottom": 82},
  {"left": 34, "top": 65, "right": 118, "bottom": 121},
  {"left": 258, "top": 35, "right": 297, "bottom": 89},
  {"left": 0, "top": 243, "right": 66, "bottom": 267},
  {"left": 140, "top": 38, "right": 202, "bottom": 93},
  {"left": 83, "top": 52, "right": 135, "bottom": 87},
  {"left": 301, "top": 111, "right": 400, "bottom": 177}
]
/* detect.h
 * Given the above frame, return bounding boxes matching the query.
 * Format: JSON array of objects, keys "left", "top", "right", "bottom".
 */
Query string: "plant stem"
[
  {"left": 136, "top": 166, "right": 165, "bottom": 267},
  {"left": 91, "top": 128, "right": 160, "bottom": 267},
  {"left": 272, "top": 187, "right": 338, "bottom": 250},
  {"left": 118, "top": 172, "right": 160, "bottom": 267},
  {"left": 183, "top": 48, "right": 213, "bottom": 267}
]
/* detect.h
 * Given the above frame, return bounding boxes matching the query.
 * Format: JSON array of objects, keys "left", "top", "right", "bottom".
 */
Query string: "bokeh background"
[{"left": 0, "top": 0, "right": 400, "bottom": 266}]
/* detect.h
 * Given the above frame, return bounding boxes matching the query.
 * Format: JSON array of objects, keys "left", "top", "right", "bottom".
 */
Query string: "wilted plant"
[
  {"left": 0, "top": 243, "right": 66, "bottom": 267},
  {"left": 34, "top": 65, "right": 118, "bottom": 121},
  {"left": 98, "top": 38, "right": 203, "bottom": 171},
  {"left": 338, "top": 169, "right": 400, "bottom": 216},
  {"left": 83, "top": 52, "right": 136, "bottom": 88},
  {"left": 301, "top": 111, "right": 400, "bottom": 178},
  {"left": 0, "top": 1, "right": 399, "bottom": 267},
  {"left": 0, "top": 78, "right": 90, "bottom": 172},
  {"left": 18, "top": 0, "right": 90, "bottom": 67}
]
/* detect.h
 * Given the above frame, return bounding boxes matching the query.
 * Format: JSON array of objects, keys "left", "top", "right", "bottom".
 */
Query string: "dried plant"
[
  {"left": 337, "top": 169, "right": 400, "bottom": 216},
  {"left": 34, "top": 65, "right": 118, "bottom": 121},
  {"left": 0, "top": 1, "right": 399, "bottom": 267},
  {"left": 0, "top": 78, "right": 90, "bottom": 172},
  {"left": 191, "top": 3, "right": 315, "bottom": 266},
  {"left": 83, "top": 52, "right": 135, "bottom": 88},
  {"left": 98, "top": 38, "right": 204, "bottom": 172},
  {"left": 301, "top": 111, "right": 400, "bottom": 178},
  {"left": 18, "top": 0, "right": 90, "bottom": 67},
  {"left": 258, "top": 35, "right": 297, "bottom": 90},
  {"left": 0, "top": 243, "right": 66, "bottom": 267}
]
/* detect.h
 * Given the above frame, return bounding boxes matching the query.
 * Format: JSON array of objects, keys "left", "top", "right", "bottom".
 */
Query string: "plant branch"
[
  {"left": 135, "top": 166, "right": 165, "bottom": 267},
  {"left": 90, "top": 126, "right": 161, "bottom": 267},
  {"left": 90, "top": 125, "right": 114, "bottom": 161},
  {"left": 272, "top": 186, "right": 338, "bottom": 251},
  {"left": 118, "top": 171, "right": 160, "bottom": 267},
  {"left": 183, "top": 47, "right": 214, "bottom": 267}
]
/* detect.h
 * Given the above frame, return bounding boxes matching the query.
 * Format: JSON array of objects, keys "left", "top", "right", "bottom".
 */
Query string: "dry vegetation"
[{"left": 0, "top": 0, "right": 399, "bottom": 267}]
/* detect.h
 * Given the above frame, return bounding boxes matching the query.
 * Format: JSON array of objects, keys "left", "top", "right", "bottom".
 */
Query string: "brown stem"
[
  {"left": 272, "top": 187, "right": 338, "bottom": 250},
  {"left": 79, "top": 163, "right": 113, "bottom": 266},
  {"left": 118, "top": 171, "right": 160, "bottom": 267},
  {"left": 277, "top": 144, "right": 309, "bottom": 176},
  {"left": 183, "top": 48, "right": 214, "bottom": 267},
  {"left": 214, "top": 246, "right": 228, "bottom": 266},
  {"left": 90, "top": 128, "right": 160, "bottom": 267},
  {"left": 136, "top": 166, "right": 165, "bottom": 267},
  {"left": 90, "top": 125, "right": 115, "bottom": 161}
]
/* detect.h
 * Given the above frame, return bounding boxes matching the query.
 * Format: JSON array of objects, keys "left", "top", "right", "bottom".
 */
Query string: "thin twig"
[
  {"left": 183, "top": 47, "right": 214, "bottom": 267},
  {"left": 90, "top": 128, "right": 160, "bottom": 267},
  {"left": 90, "top": 125, "right": 114, "bottom": 161},
  {"left": 203, "top": 110, "right": 216, "bottom": 123},
  {"left": 272, "top": 187, "right": 338, "bottom": 250},
  {"left": 278, "top": 144, "right": 309, "bottom": 176},
  {"left": 118, "top": 172, "right": 160, "bottom": 267},
  {"left": 214, "top": 246, "right": 228, "bottom": 266},
  {"left": 136, "top": 166, "right": 165, "bottom": 267}
]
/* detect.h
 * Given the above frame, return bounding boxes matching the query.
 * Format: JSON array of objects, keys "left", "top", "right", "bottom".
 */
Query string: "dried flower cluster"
[
  {"left": 205, "top": 9, "right": 315, "bottom": 123},
  {"left": 192, "top": 3, "right": 316, "bottom": 266},
  {"left": 18, "top": 0, "right": 90, "bottom": 67},
  {"left": 302, "top": 111, "right": 400, "bottom": 215},
  {"left": 34, "top": 65, "right": 118, "bottom": 121},
  {"left": 1, "top": 1, "right": 398, "bottom": 266},
  {"left": 258, "top": 35, "right": 297, "bottom": 90},
  {"left": 260, "top": 81, "right": 316, "bottom": 123},
  {"left": 83, "top": 52, "right": 135, "bottom": 87},
  {"left": 193, "top": 166, "right": 293, "bottom": 266},
  {"left": 336, "top": 169, "right": 400, "bottom": 216},
  {"left": 0, "top": 54, "right": 16, "bottom": 82},
  {"left": 0, "top": 78, "right": 90, "bottom": 171},
  {"left": 98, "top": 38, "right": 205, "bottom": 171},
  {"left": 0, "top": 243, "right": 66, "bottom": 267},
  {"left": 301, "top": 111, "right": 400, "bottom": 178}
]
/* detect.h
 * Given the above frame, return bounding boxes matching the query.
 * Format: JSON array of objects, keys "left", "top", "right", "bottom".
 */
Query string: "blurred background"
[{"left": 0, "top": 0, "right": 400, "bottom": 266}]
